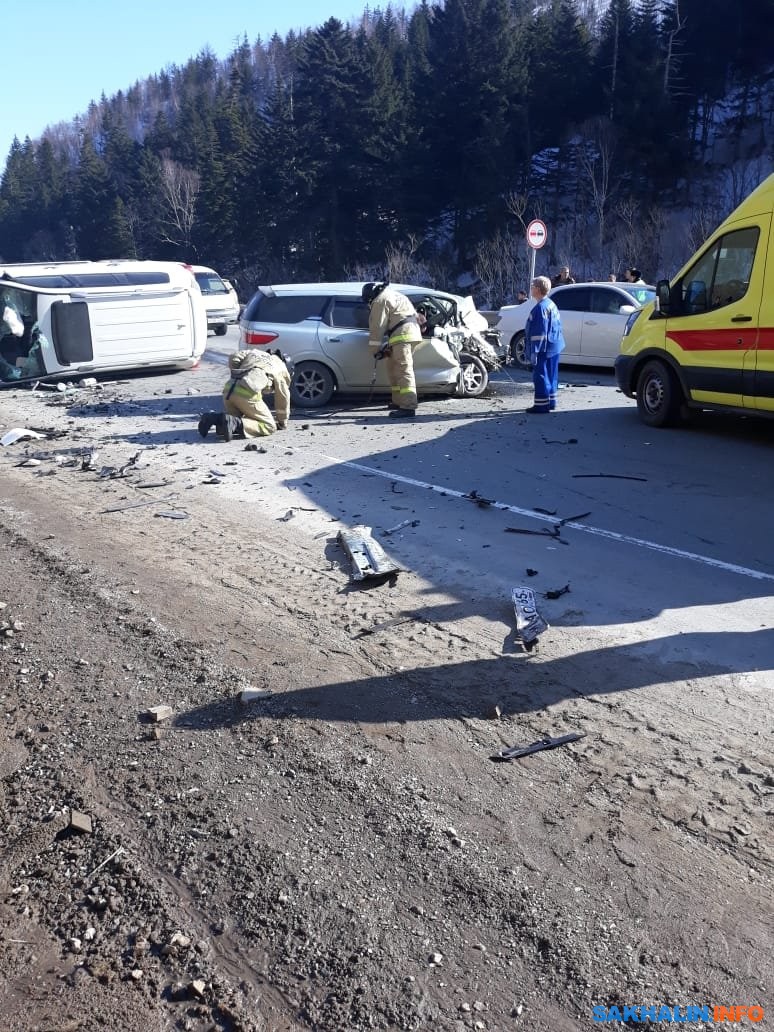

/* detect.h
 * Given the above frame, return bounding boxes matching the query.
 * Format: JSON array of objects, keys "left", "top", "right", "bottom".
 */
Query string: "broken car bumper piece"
[{"left": 338, "top": 525, "right": 401, "bottom": 581}]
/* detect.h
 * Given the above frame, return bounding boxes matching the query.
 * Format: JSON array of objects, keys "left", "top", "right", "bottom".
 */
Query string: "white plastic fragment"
[{"left": 1, "top": 428, "right": 46, "bottom": 447}]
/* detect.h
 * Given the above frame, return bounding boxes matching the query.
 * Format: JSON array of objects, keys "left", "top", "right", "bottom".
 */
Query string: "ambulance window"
[{"left": 680, "top": 226, "right": 758, "bottom": 315}]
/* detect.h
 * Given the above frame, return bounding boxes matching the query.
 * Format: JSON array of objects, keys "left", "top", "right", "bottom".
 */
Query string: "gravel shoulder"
[{"left": 0, "top": 374, "right": 770, "bottom": 1031}]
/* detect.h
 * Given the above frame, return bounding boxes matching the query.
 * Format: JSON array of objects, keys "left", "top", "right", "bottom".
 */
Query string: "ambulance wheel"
[
  {"left": 510, "top": 331, "right": 530, "bottom": 369},
  {"left": 460, "top": 354, "right": 489, "bottom": 397},
  {"left": 214, "top": 324, "right": 228, "bottom": 336},
  {"left": 636, "top": 360, "right": 682, "bottom": 427},
  {"left": 291, "top": 362, "right": 335, "bottom": 407}
]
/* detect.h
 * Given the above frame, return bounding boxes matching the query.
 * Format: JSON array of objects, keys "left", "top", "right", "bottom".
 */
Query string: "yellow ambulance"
[{"left": 615, "top": 173, "right": 774, "bottom": 426}]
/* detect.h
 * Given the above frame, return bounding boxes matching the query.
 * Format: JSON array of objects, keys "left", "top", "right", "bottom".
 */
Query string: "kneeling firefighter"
[
  {"left": 362, "top": 281, "right": 422, "bottom": 418},
  {"left": 198, "top": 349, "right": 291, "bottom": 441}
]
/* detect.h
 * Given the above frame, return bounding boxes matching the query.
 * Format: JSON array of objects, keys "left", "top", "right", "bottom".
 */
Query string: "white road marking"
[{"left": 321, "top": 455, "right": 774, "bottom": 584}]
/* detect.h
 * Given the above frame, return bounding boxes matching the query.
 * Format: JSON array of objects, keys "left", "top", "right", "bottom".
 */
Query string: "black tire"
[
  {"left": 291, "top": 361, "right": 336, "bottom": 407},
  {"left": 214, "top": 324, "right": 228, "bottom": 337},
  {"left": 635, "top": 359, "right": 683, "bottom": 427},
  {"left": 510, "top": 331, "right": 530, "bottom": 370},
  {"left": 460, "top": 353, "right": 489, "bottom": 397}
]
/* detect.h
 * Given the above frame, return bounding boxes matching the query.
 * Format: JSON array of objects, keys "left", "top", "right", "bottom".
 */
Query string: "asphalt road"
[{"left": 207, "top": 327, "right": 774, "bottom": 690}]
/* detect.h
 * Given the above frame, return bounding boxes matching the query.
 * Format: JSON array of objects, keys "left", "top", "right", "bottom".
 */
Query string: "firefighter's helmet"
[{"left": 361, "top": 281, "right": 388, "bottom": 304}]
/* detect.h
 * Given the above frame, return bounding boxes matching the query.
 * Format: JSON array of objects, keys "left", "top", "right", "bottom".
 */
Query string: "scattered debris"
[
  {"left": 505, "top": 525, "right": 566, "bottom": 544},
  {"left": 101, "top": 496, "right": 178, "bottom": 514},
  {"left": 239, "top": 688, "right": 274, "bottom": 704},
  {"left": 201, "top": 477, "right": 223, "bottom": 485},
  {"left": 572, "top": 473, "right": 647, "bottom": 482},
  {"left": 17, "top": 458, "right": 42, "bottom": 467},
  {"left": 543, "top": 437, "right": 578, "bottom": 445},
  {"left": 381, "top": 518, "right": 420, "bottom": 536},
  {"left": 526, "top": 568, "right": 538, "bottom": 577},
  {"left": 354, "top": 615, "right": 415, "bottom": 638},
  {"left": 338, "top": 525, "right": 401, "bottom": 583},
  {"left": 78, "top": 377, "right": 98, "bottom": 388},
  {"left": 533, "top": 507, "right": 557, "bottom": 516},
  {"left": 135, "top": 481, "right": 173, "bottom": 490},
  {"left": 154, "top": 511, "right": 189, "bottom": 520},
  {"left": 464, "top": 489, "right": 494, "bottom": 508},
  {"left": 511, "top": 586, "right": 549, "bottom": 649},
  {"left": 544, "top": 583, "right": 570, "bottom": 600},
  {"left": 69, "top": 810, "right": 93, "bottom": 835},
  {"left": 557, "top": 510, "right": 591, "bottom": 527},
  {"left": 1, "top": 428, "right": 46, "bottom": 447},
  {"left": 80, "top": 449, "right": 99, "bottom": 471},
  {"left": 146, "top": 704, "right": 174, "bottom": 722},
  {"left": 277, "top": 510, "right": 296, "bottom": 522},
  {"left": 245, "top": 443, "right": 267, "bottom": 453},
  {"left": 491, "top": 732, "right": 586, "bottom": 762},
  {"left": 85, "top": 845, "right": 125, "bottom": 881}
]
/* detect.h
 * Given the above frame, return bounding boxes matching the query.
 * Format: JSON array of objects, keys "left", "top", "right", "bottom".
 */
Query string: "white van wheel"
[
  {"left": 214, "top": 324, "right": 228, "bottom": 336},
  {"left": 291, "top": 362, "right": 335, "bottom": 407}
]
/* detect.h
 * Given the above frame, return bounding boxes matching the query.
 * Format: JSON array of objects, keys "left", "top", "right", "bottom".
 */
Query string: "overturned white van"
[{"left": 0, "top": 260, "right": 208, "bottom": 385}]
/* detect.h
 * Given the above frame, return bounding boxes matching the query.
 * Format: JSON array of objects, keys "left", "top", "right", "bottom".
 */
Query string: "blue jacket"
[{"left": 524, "top": 297, "right": 565, "bottom": 363}]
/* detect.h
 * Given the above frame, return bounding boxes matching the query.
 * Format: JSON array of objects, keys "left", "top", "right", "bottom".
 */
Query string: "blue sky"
[{"left": 1, "top": 0, "right": 366, "bottom": 169}]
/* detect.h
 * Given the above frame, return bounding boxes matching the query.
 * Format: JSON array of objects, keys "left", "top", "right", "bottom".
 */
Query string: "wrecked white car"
[{"left": 239, "top": 282, "right": 504, "bottom": 407}]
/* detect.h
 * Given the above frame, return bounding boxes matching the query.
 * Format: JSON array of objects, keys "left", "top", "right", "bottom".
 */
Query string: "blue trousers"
[{"left": 532, "top": 352, "right": 560, "bottom": 411}]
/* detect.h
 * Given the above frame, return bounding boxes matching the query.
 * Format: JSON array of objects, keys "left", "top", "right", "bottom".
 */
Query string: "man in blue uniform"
[{"left": 524, "top": 276, "right": 565, "bottom": 413}]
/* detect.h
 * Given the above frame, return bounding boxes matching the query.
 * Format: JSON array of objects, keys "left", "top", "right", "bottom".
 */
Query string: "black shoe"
[
  {"left": 389, "top": 408, "right": 416, "bottom": 419},
  {"left": 525, "top": 406, "right": 549, "bottom": 414},
  {"left": 214, "top": 413, "right": 241, "bottom": 441},
  {"left": 197, "top": 411, "right": 219, "bottom": 438}
]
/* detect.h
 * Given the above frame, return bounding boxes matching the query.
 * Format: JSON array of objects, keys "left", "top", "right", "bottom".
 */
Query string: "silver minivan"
[{"left": 239, "top": 281, "right": 497, "bottom": 407}]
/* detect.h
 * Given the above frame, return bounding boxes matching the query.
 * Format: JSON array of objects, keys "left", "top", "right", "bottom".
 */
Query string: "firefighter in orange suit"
[{"left": 362, "top": 281, "right": 422, "bottom": 418}]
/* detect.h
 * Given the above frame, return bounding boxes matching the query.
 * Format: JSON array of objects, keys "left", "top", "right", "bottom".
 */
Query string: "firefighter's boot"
[
  {"left": 216, "top": 414, "right": 245, "bottom": 441},
  {"left": 198, "top": 411, "right": 220, "bottom": 438}
]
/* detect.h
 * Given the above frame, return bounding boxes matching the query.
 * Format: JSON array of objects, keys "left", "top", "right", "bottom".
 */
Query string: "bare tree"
[
  {"left": 474, "top": 229, "right": 529, "bottom": 308},
  {"left": 577, "top": 119, "right": 617, "bottom": 259},
  {"left": 159, "top": 156, "right": 200, "bottom": 254},
  {"left": 663, "top": 0, "right": 686, "bottom": 98}
]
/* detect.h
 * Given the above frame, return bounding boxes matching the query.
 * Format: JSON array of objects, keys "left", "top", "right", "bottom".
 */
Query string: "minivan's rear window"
[
  {"left": 194, "top": 273, "right": 228, "bottom": 295},
  {"left": 243, "top": 293, "right": 328, "bottom": 323}
]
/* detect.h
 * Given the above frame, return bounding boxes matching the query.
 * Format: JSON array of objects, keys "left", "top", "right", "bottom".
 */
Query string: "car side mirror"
[
  {"left": 619, "top": 304, "right": 636, "bottom": 314},
  {"left": 656, "top": 279, "right": 671, "bottom": 315}
]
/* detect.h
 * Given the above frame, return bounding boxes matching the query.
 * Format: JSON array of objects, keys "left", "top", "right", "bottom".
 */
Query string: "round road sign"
[{"left": 526, "top": 219, "right": 547, "bottom": 249}]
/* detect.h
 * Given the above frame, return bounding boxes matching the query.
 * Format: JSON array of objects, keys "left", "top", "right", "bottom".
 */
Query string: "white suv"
[
  {"left": 238, "top": 281, "right": 498, "bottom": 407},
  {"left": 190, "top": 265, "right": 240, "bottom": 336}
]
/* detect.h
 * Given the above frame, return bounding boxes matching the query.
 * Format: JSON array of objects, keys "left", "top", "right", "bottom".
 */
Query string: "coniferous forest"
[{"left": 0, "top": 0, "right": 771, "bottom": 304}]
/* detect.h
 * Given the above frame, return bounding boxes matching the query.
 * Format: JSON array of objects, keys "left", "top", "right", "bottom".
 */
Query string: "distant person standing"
[
  {"left": 608, "top": 272, "right": 618, "bottom": 282},
  {"left": 516, "top": 289, "right": 528, "bottom": 304},
  {"left": 625, "top": 267, "right": 645, "bottom": 284},
  {"left": 551, "top": 265, "right": 575, "bottom": 287},
  {"left": 524, "top": 276, "right": 565, "bottom": 414}
]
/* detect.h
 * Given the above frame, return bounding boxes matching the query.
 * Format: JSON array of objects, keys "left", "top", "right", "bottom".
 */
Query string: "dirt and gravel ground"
[{"left": 0, "top": 364, "right": 771, "bottom": 1032}]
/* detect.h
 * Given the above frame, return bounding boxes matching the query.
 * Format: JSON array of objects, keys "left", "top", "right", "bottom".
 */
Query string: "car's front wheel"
[
  {"left": 291, "top": 362, "right": 336, "bottom": 407},
  {"left": 635, "top": 359, "right": 683, "bottom": 427},
  {"left": 510, "top": 331, "right": 530, "bottom": 369},
  {"left": 460, "top": 353, "right": 489, "bottom": 397}
]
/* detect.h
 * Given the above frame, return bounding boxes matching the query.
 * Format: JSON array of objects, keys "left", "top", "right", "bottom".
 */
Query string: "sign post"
[{"left": 526, "top": 219, "right": 548, "bottom": 286}]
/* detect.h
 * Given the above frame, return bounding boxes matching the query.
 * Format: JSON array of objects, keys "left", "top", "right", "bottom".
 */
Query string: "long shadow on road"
[{"left": 173, "top": 625, "right": 774, "bottom": 731}]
